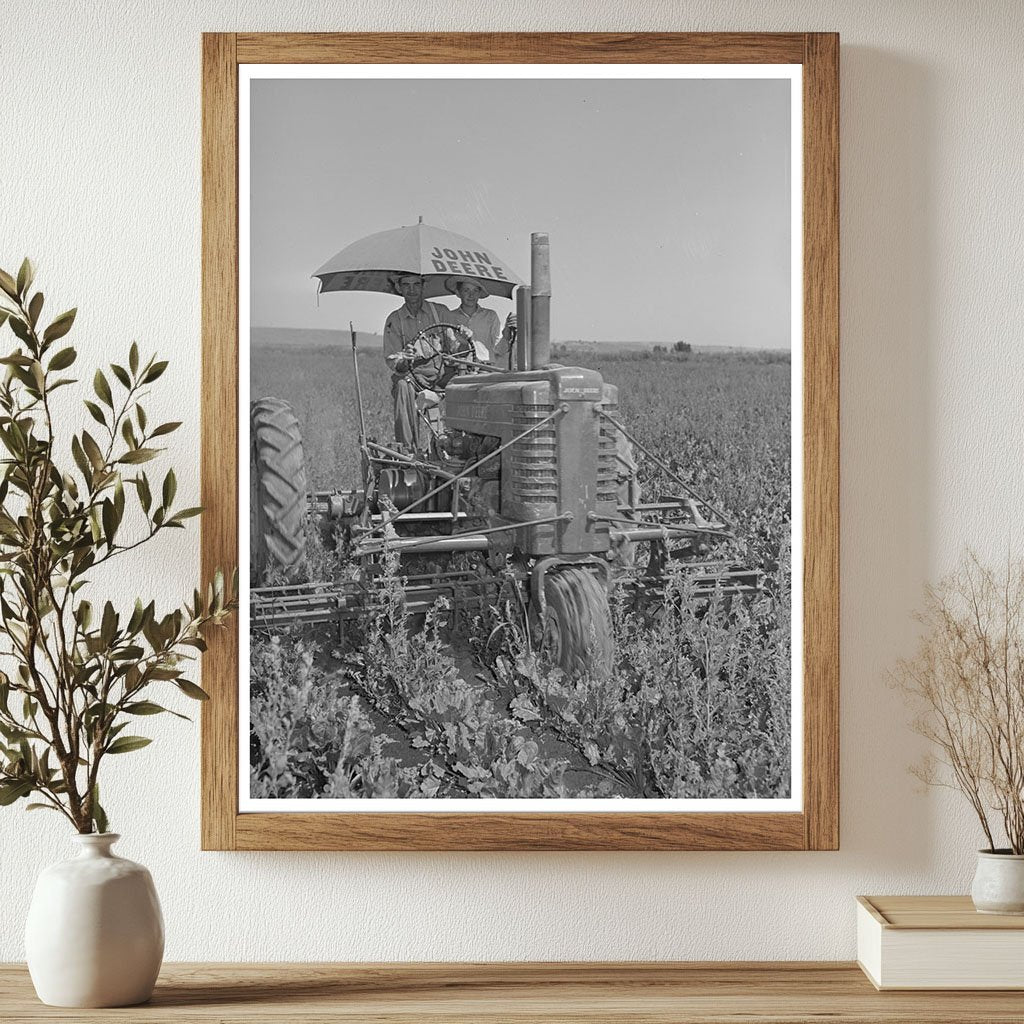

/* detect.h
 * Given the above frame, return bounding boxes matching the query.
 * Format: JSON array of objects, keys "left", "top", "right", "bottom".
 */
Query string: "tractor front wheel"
[
  {"left": 251, "top": 397, "right": 307, "bottom": 581},
  {"left": 540, "top": 567, "right": 613, "bottom": 678}
]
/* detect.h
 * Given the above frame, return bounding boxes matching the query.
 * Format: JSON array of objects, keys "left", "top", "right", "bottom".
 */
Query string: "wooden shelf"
[{"left": 3, "top": 962, "right": 1024, "bottom": 1022}]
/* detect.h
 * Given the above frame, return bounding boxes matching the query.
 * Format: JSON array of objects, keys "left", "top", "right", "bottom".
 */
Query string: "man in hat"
[
  {"left": 382, "top": 274, "right": 449, "bottom": 448},
  {"left": 445, "top": 276, "right": 515, "bottom": 366}
]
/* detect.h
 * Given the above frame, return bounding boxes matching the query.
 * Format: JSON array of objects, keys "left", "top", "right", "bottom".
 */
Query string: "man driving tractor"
[
  {"left": 382, "top": 273, "right": 449, "bottom": 448},
  {"left": 383, "top": 273, "right": 512, "bottom": 451}
]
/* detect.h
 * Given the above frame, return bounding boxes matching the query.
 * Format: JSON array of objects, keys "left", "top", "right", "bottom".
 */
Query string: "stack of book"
[{"left": 857, "top": 895, "right": 1024, "bottom": 990}]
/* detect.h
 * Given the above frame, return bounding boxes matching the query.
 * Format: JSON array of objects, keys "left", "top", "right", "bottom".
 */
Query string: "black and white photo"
[{"left": 241, "top": 67, "right": 802, "bottom": 811}]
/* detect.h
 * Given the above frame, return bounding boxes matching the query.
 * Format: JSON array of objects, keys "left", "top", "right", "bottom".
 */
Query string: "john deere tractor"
[{"left": 251, "top": 233, "right": 757, "bottom": 676}]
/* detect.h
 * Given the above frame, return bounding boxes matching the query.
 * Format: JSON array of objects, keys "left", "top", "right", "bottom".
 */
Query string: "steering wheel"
[{"left": 405, "top": 323, "right": 484, "bottom": 389}]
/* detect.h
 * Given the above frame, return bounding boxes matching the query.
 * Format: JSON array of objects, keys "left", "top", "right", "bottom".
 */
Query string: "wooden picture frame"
[{"left": 201, "top": 32, "right": 839, "bottom": 851}]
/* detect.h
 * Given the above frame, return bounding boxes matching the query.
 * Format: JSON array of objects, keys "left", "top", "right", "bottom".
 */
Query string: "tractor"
[{"left": 250, "top": 233, "right": 758, "bottom": 677}]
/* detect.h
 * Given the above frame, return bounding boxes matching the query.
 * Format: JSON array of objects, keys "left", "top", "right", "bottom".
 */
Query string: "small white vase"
[
  {"left": 971, "top": 849, "right": 1024, "bottom": 915},
  {"left": 25, "top": 833, "right": 164, "bottom": 1007}
]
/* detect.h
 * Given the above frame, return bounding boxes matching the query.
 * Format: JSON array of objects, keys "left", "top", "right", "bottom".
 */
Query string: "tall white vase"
[{"left": 25, "top": 833, "right": 164, "bottom": 1007}]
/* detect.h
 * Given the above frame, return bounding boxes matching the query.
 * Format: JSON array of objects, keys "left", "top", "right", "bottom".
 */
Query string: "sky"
[{"left": 250, "top": 75, "right": 792, "bottom": 348}]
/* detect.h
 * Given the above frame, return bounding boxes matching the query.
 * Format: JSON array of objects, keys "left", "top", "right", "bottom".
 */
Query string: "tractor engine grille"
[
  {"left": 597, "top": 397, "right": 621, "bottom": 505},
  {"left": 510, "top": 402, "right": 558, "bottom": 505}
]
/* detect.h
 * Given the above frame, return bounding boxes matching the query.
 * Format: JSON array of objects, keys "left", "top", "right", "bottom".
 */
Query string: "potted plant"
[
  {"left": 896, "top": 552, "right": 1024, "bottom": 913},
  {"left": 0, "top": 260, "right": 235, "bottom": 1006}
]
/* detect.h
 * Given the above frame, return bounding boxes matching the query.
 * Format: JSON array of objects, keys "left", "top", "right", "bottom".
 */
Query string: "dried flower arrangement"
[{"left": 896, "top": 552, "right": 1024, "bottom": 854}]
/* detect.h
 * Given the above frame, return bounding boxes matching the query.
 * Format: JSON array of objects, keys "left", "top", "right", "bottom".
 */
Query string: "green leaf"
[
  {"left": 0, "top": 352, "right": 33, "bottom": 366},
  {"left": 105, "top": 735, "right": 152, "bottom": 755},
  {"left": 101, "top": 498, "right": 117, "bottom": 546},
  {"left": 150, "top": 421, "right": 181, "bottom": 438},
  {"left": 0, "top": 722, "right": 28, "bottom": 742},
  {"left": 88, "top": 507, "right": 102, "bottom": 544},
  {"left": 113, "top": 475, "right": 125, "bottom": 521},
  {"left": 100, "top": 602, "right": 117, "bottom": 647},
  {"left": 93, "top": 369, "right": 113, "bottom": 408},
  {"left": 162, "top": 468, "right": 176, "bottom": 508},
  {"left": 136, "top": 404, "right": 147, "bottom": 432},
  {"left": 129, "top": 342, "right": 139, "bottom": 375},
  {"left": 71, "top": 435, "right": 92, "bottom": 483},
  {"left": 8, "top": 317, "right": 31, "bottom": 344},
  {"left": 81, "top": 431, "right": 104, "bottom": 471},
  {"left": 126, "top": 598, "right": 146, "bottom": 635},
  {"left": 48, "top": 346, "right": 77, "bottom": 371},
  {"left": 83, "top": 400, "right": 106, "bottom": 427},
  {"left": 118, "top": 448, "right": 157, "bottom": 465},
  {"left": 169, "top": 507, "right": 203, "bottom": 524},
  {"left": 135, "top": 473, "right": 152, "bottom": 513},
  {"left": 110, "top": 644, "right": 143, "bottom": 661},
  {"left": 110, "top": 363, "right": 131, "bottom": 389},
  {"left": 123, "top": 665, "right": 142, "bottom": 693},
  {"left": 142, "top": 613, "right": 162, "bottom": 654},
  {"left": 125, "top": 700, "right": 188, "bottom": 722},
  {"left": 121, "top": 418, "right": 137, "bottom": 450},
  {"left": 83, "top": 700, "right": 113, "bottom": 728},
  {"left": 0, "top": 429, "right": 19, "bottom": 461},
  {"left": 176, "top": 679, "right": 210, "bottom": 701},
  {"left": 0, "top": 269, "right": 18, "bottom": 300},
  {"left": 91, "top": 785, "right": 108, "bottom": 834},
  {"left": 142, "top": 360, "right": 168, "bottom": 383},
  {"left": 42, "top": 308, "right": 76, "bottom": 344},
  {"left": 27, "top": 291, "right": 43, "bottom": 328},
  {"left": 124, "top": 700, "right": 165, "bottom": 715},
  {"left": 0, "top": 779, "right": 33, "bottom": 805},
  {"left": 148, "top": 666, "right": 181, "bottom": 680},
  {"left": 16, "top": 258, "right": 34, "bottom": 299}
]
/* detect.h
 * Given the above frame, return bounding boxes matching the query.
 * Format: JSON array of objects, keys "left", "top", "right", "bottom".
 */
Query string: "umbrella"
[{"left": 313, "top": 221, "right": 524, "bottom": 300}]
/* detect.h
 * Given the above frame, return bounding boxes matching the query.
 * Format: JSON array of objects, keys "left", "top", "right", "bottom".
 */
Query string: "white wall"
[{"left": 2, "top": 0, "right": 1022, "bottom": 961}]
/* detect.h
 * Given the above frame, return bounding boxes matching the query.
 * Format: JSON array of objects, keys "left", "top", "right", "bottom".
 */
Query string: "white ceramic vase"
[
  {"left": 971, "top": 850, "right": 1024, "bottom": 915},
  {"left": 25, "top": 833, "right": 164, "bottom": 1007}
]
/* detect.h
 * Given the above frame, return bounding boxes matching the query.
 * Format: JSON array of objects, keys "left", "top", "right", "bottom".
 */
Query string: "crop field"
[{"left": 249, "top": 340, "right": 793, "bottom": 801}]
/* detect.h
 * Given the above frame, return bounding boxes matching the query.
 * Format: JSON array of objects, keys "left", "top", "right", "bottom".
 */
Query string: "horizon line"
[{"left": 251, "top": 325, "right": 791, "bottom": 353}]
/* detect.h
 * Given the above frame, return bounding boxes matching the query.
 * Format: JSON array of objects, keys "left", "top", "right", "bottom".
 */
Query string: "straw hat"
[{"left": 445, "top": 276, "right": 489, "bottom": 298}]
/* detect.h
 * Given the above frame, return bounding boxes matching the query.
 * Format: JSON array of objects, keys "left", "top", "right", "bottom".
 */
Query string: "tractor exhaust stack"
[
  {"left": 530, "top": 232, "right": 551, "bottom": 368},
  {"left": 515, "top": 285, "right": 532, "bottom": 371}
]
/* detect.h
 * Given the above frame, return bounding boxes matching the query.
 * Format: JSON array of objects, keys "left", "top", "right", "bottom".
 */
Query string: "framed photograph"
[{"left": 201, "top": 32, "right": 838, "bottom": 851}]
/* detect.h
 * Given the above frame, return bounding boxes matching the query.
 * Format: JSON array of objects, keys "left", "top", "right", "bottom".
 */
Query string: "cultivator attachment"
[
  {"left": 250, "top": 555, "right": 758, "bottom": 636},
  {"left": 251, "top": 568, "right": 504, "bottom": 633}
]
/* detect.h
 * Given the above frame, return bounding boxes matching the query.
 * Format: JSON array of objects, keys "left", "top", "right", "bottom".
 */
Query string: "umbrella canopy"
[{"left": 313, "top": 222, "right": 524, "bottom": 300}]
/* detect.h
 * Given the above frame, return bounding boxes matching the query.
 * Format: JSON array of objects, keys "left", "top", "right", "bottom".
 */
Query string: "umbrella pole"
[{"left": 350, "top": 320, "right": 368, "bottom": 445}]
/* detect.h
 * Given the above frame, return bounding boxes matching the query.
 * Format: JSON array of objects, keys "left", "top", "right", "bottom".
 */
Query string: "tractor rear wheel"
[
  {"left": 541, "top": 567, "right": 613, "bottom": 678},
  {"left": 251, "top": 397, "right": 307, "bottom": 580}
]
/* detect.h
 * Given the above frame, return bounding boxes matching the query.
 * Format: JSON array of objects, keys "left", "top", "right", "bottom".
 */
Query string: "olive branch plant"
[{"left": 0, "top": 259, "right": 235, "bottom": 833}]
